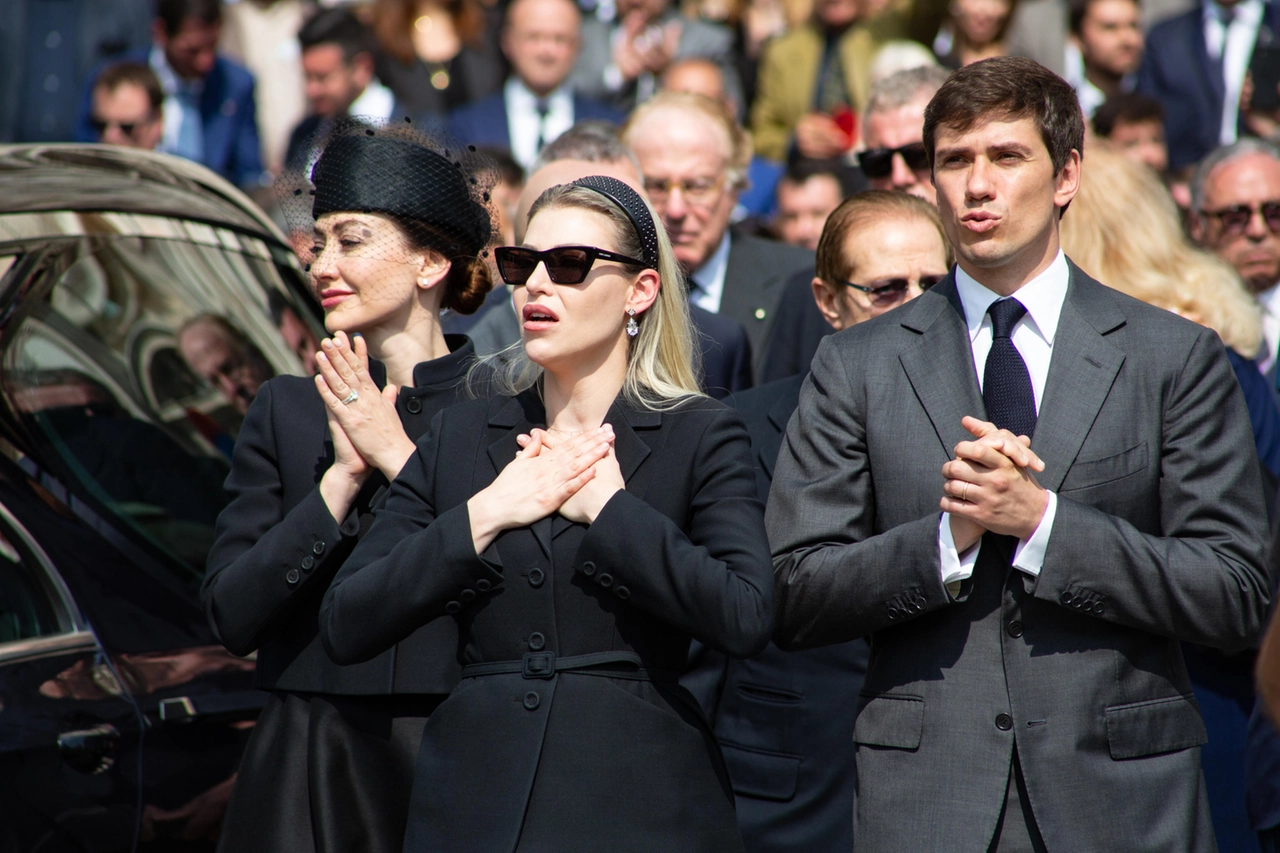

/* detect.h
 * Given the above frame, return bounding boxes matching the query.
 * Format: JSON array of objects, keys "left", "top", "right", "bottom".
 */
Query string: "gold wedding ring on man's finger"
[{"left": 961, "top": 482, "right": 969, "bottom": 502}]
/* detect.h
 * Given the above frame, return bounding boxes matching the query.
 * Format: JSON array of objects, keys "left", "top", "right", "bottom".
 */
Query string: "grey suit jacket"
[
  {"left": 767, "top": 265, "right": 1271, "bottom": 853},
  {"left": 570, "top": 12, "right": 741, "bottom": 113}
]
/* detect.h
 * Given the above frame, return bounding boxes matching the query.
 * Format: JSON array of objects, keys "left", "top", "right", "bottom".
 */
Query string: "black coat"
[
  {"left": 685, "top": 374, "right": 869, "bottom": 853},
  {"left": 320, "top": 389, "right": 775, "bottom": 853}
]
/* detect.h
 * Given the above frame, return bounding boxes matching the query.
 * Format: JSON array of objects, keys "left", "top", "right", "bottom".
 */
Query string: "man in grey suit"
[{"left": 768, "top": 56, "right": 1272, "bottom": 852}]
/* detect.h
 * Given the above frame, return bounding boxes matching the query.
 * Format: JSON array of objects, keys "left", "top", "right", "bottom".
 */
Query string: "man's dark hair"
[
  {"left": 923, "top": 56, "right": 1085, "bottom": 176},
  {"left": 1092, "top": 93, "right": 1164, "bottom": 138},
  {"left": 1068, "top": 0, "right": 1138, "bottom": 36},
  {"left": 781, "top": 156, "right": 861, "bottom": 198},
  {"left": 298, "top": 8, "right": 377, "bottom": 62},
  {"left": 156, "top": 0, "right": 222, "bottom": 37},
  {"left": 475, "top": 146, "right": 525, "bottom": 187},
  {"left": 94, "top": 61, "right": 164, "bottom": 114}
]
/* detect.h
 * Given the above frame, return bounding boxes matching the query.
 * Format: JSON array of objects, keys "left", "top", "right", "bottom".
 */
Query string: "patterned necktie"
[{"left": 984, "top": 298, "right": 1037, "bottom": 438}]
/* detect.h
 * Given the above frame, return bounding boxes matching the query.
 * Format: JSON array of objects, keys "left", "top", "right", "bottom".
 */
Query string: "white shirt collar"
[
  {"left": 505, "top": 77, "right": 572, "bottom": 114},
  {"left": 954, "top": 251, "right": 1070, "bottom": 346},
  {"left": 689, "top": 230, "right": 732, "bottom": 313},
  {"left": 350, "top": 78, "right": 396, "bottom": 121}
]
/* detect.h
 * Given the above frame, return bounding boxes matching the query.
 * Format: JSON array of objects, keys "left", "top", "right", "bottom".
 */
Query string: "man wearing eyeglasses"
[
  {"left": 89, "top": 61, "right": 164, "bottom": 151},
  {"left": 858, "top": 65, "right": 952, "bottom": 206},
  {"left": 1190, "top": 139, "right": 1280, "bottom": 376}
]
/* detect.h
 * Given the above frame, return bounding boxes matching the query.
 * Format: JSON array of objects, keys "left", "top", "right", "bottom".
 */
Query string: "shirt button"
[
  {"left": 528, "top": 631, "right": 546, "bottom": 651},
  {"left": 1007, "top": 620, "right": 1024, "bottom": 638},
  {"left": 476, "top": 578, "right": 492, "bottom": 592},
  {"left": 460, "top": 588, "right": 476, "bottom": 602},
  {"left": 581, "top": 561, "right": 596, "bottom": 577},
  {"left": 301, "top": 555, "right": 314, "bottom": 570},
  {"left": 597, "top": 572, "right": 613, "bottom": 588},
  {"left": 285, "top": 569, "right": 300, "bottom": 585},
  {"left": 405, "top": 397, "right": 422, "bottom": 414},
  {"left": 524, "top": 691, "right": 541, "bottom": 710},
  {"left": 445, "top": 601, "right": 462, "bottom": 614},
  {"left": 528, "top": 567, "right": 545, "bottom": 587},
  {"left": 312, "top": 541, "right": 325, "bottom": 555},
  {"left": 995, "top": 713, "right": 1013, "bottom": 731}
]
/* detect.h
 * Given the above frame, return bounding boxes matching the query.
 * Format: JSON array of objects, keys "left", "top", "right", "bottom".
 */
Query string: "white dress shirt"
[
  {"left": 150, "top": 46, "right": 204, "bottom": 162},
  {"left": 688, "top": 231, "right": 732, "bottom": 313},
  {"left": 350, "top": 78, "right": 396, "bottom": 122},
  {"left": 1204, "top": 0, "right": 1264, "bottom": 146},
  {"left": 937, "top": 252, "right": 1069, "bottom": 587},
  {"left": 505, "top": 78, "right": 574, "bottom": 170}
]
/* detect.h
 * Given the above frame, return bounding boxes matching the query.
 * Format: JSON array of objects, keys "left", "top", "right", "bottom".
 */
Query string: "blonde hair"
[
  {"left": 621, "top": 91, "right": 753, "bottom": 190},
  {"left": 1061, "top": 148, "right": 1262, "bottom": 357},
  {"left": 479, "top": 184, "right": 705, "bottom": 410}
]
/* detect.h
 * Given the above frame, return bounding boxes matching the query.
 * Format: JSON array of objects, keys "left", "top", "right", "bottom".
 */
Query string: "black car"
[{"left": 0, "top": 145, "right": 325, "bottom": 851}]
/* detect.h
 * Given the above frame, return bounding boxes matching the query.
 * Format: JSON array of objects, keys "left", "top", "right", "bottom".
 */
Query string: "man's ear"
[
  {"left": 351, "top": 52, "right": 375, "bottom": 90},
  {"left": 1053, "top": 149, "right": 1083, "bottom": 210},
  {"left": 811, "top": 277, "right": 845, "bottom": 331},
  {"left": 151, "top": 19, "right": 169, "bottom": 50}
]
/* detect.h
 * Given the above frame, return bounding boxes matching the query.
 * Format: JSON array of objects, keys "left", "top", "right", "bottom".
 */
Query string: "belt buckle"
[{"left": 522, "top": 651, "right": 556, "bottom": 679}]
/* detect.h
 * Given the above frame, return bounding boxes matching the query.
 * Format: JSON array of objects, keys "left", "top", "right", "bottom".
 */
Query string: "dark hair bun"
[{"left": 442, "top": 257, "right": 494, "bottom": 315}]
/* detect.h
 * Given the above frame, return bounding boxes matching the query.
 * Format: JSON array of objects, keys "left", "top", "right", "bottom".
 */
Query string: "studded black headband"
[{"left": 569, "top": 175, "right": 660, "bottom": 270}]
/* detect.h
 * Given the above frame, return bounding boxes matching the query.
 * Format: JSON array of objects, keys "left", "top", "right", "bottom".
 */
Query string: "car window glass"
[
  {"left": 0, "top": 223, "right": 321, "bottom": 594},
  {"left": 0, "top": 525, "right": 60, "bottom": 644}
]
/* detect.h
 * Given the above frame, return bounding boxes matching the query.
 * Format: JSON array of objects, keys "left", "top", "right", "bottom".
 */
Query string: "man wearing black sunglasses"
[
  {"left": 89, "top": 61, "right": 164, "bottom": 151},
  {"left": 858, "top": 66, "right": 950, "bottom": 205}
]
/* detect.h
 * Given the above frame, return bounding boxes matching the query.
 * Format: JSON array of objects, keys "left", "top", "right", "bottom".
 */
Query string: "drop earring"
[{"left": 626, "top": 309, "right": 639, "bottom": 337}]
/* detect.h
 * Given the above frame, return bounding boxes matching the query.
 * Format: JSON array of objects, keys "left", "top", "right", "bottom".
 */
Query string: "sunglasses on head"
[
  {"left": 857, "top": 143, "right": 930, "bottom": 179},
  {"left": 1202, "top": 201, "right": 1280, "bottom": 235},
  {"left": 494, "top": 245, "right": 647, "bottom": 285},
  {"left": 844, "top": 274, "right": 944, "bottom": 304}
]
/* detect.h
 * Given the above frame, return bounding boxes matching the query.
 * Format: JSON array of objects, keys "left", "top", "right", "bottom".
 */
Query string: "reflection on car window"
[
  {"left": 0, "top": 225, "right": 321, "bottom": 591},
  {"left": 0, "top": 526, "right": 59, "bottom": 644}
]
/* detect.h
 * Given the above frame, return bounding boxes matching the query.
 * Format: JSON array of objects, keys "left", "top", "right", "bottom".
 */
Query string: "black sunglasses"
[
  {"left": 857, "top": 142, "right": 930, "bottom": 179},
  {"left": 494, "top": 245, "right": 647, "bottom": 285},
  {"left": 844, "top": 274, "right": 944, "bottom": 303},
  {"left": 89, "top": 116, "right": 151, "bottom": 138},
  {"left": 1202, "top": 201, "right": 1280, "bottom": 235}
]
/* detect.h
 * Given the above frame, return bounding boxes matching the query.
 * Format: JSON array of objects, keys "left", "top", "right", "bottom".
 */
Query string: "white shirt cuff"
[
  {"left": 1011, "top": 490, "right": 1057, "bottom": 577},
  {"left": 939, "top": 512, "right": 980, "bottom": 588}
]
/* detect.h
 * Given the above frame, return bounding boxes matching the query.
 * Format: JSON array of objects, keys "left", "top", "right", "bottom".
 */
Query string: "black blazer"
[
  {"left": 320, "top": 390, "right": 774, "bottom": 852},
  {"left": 758, "top": 268, "right": 830, "bottom": 384},
  {"left": 693, "top": 374, "right": 869, "bottom": 853},
  {"left": 718, "top": 232, "right": 814, "bottom": 377},
  {"left": 693, "top": 302, "right": 754, "bottom": 398},
  {"left": 202, "top": 336, "right": 481, "bottom": 695}
]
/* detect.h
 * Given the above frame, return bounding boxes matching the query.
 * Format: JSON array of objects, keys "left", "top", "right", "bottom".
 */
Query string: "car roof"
[{"left": 0, "top": 144, "right": 285, "bottom": 241}]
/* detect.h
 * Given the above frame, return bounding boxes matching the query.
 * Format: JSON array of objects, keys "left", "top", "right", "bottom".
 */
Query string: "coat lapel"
[
  {"left": 550, "top": 397, "right": 656, "bottom": 539},
  {"left": 485, "top": 393, "right": 554, "bottom": 560},
  {"left": 897, "top": 275, "right": 987, "bottom": 459},
  {"left": 1031, "top": 266, "right": 1126, "bottom": 492}
]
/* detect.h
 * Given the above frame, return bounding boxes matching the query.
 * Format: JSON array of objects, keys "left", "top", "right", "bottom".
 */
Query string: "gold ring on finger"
[{"left": 961, "top": 482, "right": 969, "bottom": 502}]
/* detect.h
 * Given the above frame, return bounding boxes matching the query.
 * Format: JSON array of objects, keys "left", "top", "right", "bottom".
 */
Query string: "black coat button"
[
  {"left": 529, "top": 632, "right": 546, "bottom": 651},
  {"left": 445, "top": 601, "right": 462, "bottom": 614},
  {"left": 597, "top": 572, "right": 613, "bottom": 588},
  {"left": 888, "top": 608, "right": 900, "bottom": 620},
  {"left": 995, "top": 713, "right": 1013, "bottom": 731},
  {"left": 460, "top": 588, "right": 476, "bottom": 602},
  {"left": 312, "top": 541, "right": 325, "bottom": 555},
  {"left": 1060, "top": 591, "right": 1073, "bottom": 605},
  {"left": 1007, "top": 620, "right": 1024, "bottom": 638},
  {"left": 528, "top": 567, "right": 545, "bottom": 587},
  {"left": 1093, "top": 602, "right": 1105, "bottom": 615},
  {"left": 405, "top": 397, "right": 423, "bottom": 414},
  {"left": 301, "top": 555, "right": 315, "bottom": 570},
  {"left": 1073, "top": 599, "right": 1084, "bottom": 609},
  {"left": 581, "top": 561, "right": 596, "bottom": 577},
  {"left": 286, "top": 569, "right": 300, "bottom": 585},
  {"left": 476, "top": 578, "right": 492, "bottom": 592},
  {"left": 614, "top": 585, "right": 630, "bottom": 599},
  {"left": 524, "top": 691, "right": 540, "bottom": 710}
]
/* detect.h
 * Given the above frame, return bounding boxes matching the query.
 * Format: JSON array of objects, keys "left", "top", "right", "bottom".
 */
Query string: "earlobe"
[
  {"left": 625, "top": 268, "right": 662, "bottom": 316},
  {"left": 811, "top": 278, "right": 844, "bottom": 330},
  {"left": 417, "top": 255, "right": 452, "bottom": 290}
]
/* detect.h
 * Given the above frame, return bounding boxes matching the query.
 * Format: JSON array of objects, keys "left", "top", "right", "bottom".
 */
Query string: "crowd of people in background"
[{"left": 15, "top": 0, "right": 1280, "bottom": 850}]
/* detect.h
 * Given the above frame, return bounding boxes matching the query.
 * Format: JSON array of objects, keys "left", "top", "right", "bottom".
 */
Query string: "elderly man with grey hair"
[
  {"left": 857, "top": 65, "right": 952, "bottom": 205},
  {"left": 1189, "top": 139, "right": 1280, "bottom": 374}
]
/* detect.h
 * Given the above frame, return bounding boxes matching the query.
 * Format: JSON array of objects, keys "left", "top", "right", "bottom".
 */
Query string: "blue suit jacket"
[
  {"left": 76, "top": 49, "right": 263, "bottom": 187},
  {"left": 445, "top": 88, "right": 623, "bottom": 155},
  {"left": 1137, "top": 3, "right": 1280, "bottom": 171}
]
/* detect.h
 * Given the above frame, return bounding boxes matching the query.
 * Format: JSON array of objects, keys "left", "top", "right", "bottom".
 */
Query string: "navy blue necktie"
[{"left": 984, "top": 298, "right": 1037, "bottom": 438}]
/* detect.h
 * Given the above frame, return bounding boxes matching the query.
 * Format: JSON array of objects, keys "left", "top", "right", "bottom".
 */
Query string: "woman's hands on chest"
[{"left": 466, "top": 426, "right": 621, "bottom": 553}]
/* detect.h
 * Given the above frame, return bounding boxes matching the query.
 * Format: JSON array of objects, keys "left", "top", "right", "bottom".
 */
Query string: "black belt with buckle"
[{"left": 461, "top": 650, "right": 677, "bottom": 682}]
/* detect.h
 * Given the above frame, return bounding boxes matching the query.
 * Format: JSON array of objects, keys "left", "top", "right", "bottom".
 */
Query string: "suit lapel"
[
  {"left": 1031, "top": 267, "right": 1126, "bottom": 492},
  {"left": 897, "top": 276, "right": 987, "bottom": 459},
  {"left": 485, "top": 393, "right": 553, "bottom": 560},
  {"left": 760, "top": 375, "right": 803, "bottom": 478}
]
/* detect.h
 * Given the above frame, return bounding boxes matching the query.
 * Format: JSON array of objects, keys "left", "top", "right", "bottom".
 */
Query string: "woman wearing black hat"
[
  {"left": 319, "top": 176, "right": 773, "bottom": 852},
  {"left": 202, "top": 122, "right": 496, "bottom": 853}
]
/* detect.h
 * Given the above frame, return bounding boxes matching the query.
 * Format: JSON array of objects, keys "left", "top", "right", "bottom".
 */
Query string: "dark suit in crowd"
[
  {"left": 769, "top": 265, "right": 1272, "bottom": 852},
  {"left": 75, "top": 48, "right": 263, "bottom": 186},
  {"left": 685, "top": 373, "right": 868, "bottom": 853},
  {"left": 714, "top": 232, "right": 813, "bottom": 378},
  {"left": 446, "top": 89, "right": 623, "bottom": 157},
  {"left": 1136, "top": 3, "right": 1280, "bottom": 171},
  {"left": 320, "top": 390, "right": 773, "bottom": 853},
  {"left": 202, "top": 339, "right": 480, "bottom": 853},
  {"left": 758, "top": 269, "right": 831, "bottom": 383}
]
